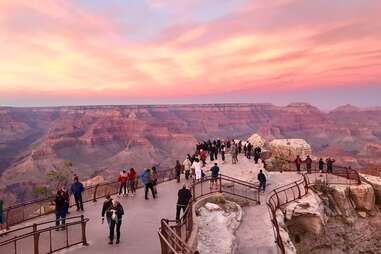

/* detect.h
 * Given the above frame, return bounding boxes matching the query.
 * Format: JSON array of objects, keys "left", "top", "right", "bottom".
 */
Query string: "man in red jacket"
[{"left": 295, "top": 155, "right": 302, "bottom": 173}]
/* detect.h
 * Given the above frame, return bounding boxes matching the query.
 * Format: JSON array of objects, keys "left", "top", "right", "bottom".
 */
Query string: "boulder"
[
  {"left": 285, "top": 192, "right": 327, "bottom": 235},
  {"left": 360, "top": 173, "right": 381, "bottom": 204},
  {"left": 349, "top": 182, "right": 375, "bottom": 211},
  {"left": 269, "top": 139, "right": 312, "bottom": 161},
  {"left": 205, "top": 202, "right": 222, "bottom": 211},
  {"left": 329, "top": 185, "right": 356, "bottom": 218},
  {"left": 275, "top": 210, "right": 297, "bottom": 254},
  {"left": 247, "top": 133, "right": 265, "bottom": 148}
]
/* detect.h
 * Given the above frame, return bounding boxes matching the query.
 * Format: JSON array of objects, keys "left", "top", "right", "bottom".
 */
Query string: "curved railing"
[
  {"left": 267, "top": 175, "right": 308, "bottom": 253},
  {"left": 3, "top": 167, "right": 176, "bottom": 228},
  {"left": 158, "top": 174, "right": 260, "bottom": 254},
  {"left": 0, "top": 215, "right": 89, "bottom": 254},
  {"left": 267, "top": 164, "right": 361, "bottom": 254}
]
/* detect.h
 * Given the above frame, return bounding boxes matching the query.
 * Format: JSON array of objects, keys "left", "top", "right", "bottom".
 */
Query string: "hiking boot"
[{"left": 116, "top": 240, "right": 120, "bottom": 244}]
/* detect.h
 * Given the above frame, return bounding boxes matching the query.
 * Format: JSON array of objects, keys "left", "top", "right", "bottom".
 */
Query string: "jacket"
[
  {"left": 141, "top": 171, "right": 152, "bottom": 185},
  {"left": 257, "top": 172, "right": 266, "bottom": 183},
  {"left": 54, "top": 195, "right": 67, "bottom": 212},
  {"left": 106, "top": 203, "right": 124, "bottom": 221},
  {"left": 101, "top": 199, "right": 113, "bottom": 217},
  {"left": 71, "top": 182, "right": 84, "bottom": 196},
  {"left": 118, "top": 172, "right": 128, "bottom": 184},
  {"left": 177, "top": 188, "right": 192, "bottom": 206}
]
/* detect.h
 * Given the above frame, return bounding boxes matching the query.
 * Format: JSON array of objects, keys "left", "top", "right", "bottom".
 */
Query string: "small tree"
[{"left": 47, "top": 160, "right": 74, "bottom": 190}]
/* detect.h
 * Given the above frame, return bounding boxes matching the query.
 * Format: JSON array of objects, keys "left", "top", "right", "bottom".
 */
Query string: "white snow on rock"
[
  {"left": 197, "top": 201, "right": 243, "bottom": 254},
  {"left": 247, "top": 133, "right": 265, "bottom": 148},
  {"left": 205, "top": 202, "right": 222, "bottom": 211},
  {"left": 269, "top": 139, "right": 312, "bottom": 161}
]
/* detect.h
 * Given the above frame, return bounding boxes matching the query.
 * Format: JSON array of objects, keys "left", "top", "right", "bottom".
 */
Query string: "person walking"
[
  {"left": 106, "top": 200, "right": 124, "bottom": 245},
  {"left": 318, "top": 158, "right": 325, "bottom": 173},
  {"left": 152, "top": 166, "right": 159, "bottom": 195},
  {"left": 183, "top": 155, "right": 192, "bottom": 180},
  {"left": 101, "top": 194, "right": 113, "bottom": 226},
  {"left": 54, "top": 190, "right": 67, "bottom": 230},
  {"left": 175, "top": 160, "right": 182, "bottom": 183},
  {"left": 257, "top": 170, "right": 267, "bottom": 192},
  {"left": 70, "top": 176, "right": 84, "bottom": 211},
  {"left": 118, "top": 170, "right": 128, "bottom": 196},
  {"left": 294, "top": 155, "right": 302, "bottom": 173},
  {"left": 141, "top": 168, "right": 156, "bottom": 200},
  {"left": 305, "top": 155, "right": 313, "bottom": 174},
  {"left": 127, "top": 168, "right": 137, "bottom": 196},
  {"left": 176, "top": 184, "right": 192, "bottom": 221},
  {"left": 210, "top": 163, "right": 220, "bottom": 190}
]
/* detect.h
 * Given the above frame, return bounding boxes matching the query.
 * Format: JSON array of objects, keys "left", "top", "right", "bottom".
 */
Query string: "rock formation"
[
  {"left": 247, "top": 133, "right": 265, "bottom": 148},
  {"left": 269, "top": 139, "right": 312, "bottom": 161}
]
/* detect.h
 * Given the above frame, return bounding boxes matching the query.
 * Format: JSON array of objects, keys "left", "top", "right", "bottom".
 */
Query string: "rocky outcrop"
[
  {"left": 275, "top": 210, "right": 297, "bottom": 254},
  {"left": 269, "top": 139, "right": 312, "bottom": 161},
  {"left": 349, "top": 183, "right": 375, "bottom": 211},
  {"left": 360, "top": 173, "right": 381, "bottom": 204},
  {"left": 285, "top": 192, "right": 327, "bottom": 235},
  {"left": 247, "top": 133, "right": 265, "bottom": 148},
  {"left": 197, "top": 201, "right": 243, "bottom": 254}
]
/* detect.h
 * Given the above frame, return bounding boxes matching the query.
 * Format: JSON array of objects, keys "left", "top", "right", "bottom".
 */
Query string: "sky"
[{"left": 0, "top": 0, "right": 380, "bottom": 109}]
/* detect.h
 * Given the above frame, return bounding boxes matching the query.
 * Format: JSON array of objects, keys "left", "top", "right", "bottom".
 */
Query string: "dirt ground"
[{"left": 289, "top": 210, "right": 381, "bottom": 254}]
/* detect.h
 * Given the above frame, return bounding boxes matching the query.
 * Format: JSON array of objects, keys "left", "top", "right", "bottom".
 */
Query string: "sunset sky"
[{"left": 0, "top": 0, "right": 380, "bottom": 108}]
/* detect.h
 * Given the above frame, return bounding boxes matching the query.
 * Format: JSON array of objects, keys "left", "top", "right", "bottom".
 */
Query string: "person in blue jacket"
[{"left": 71, "top": 176, "right": 85, "bottom": 211}]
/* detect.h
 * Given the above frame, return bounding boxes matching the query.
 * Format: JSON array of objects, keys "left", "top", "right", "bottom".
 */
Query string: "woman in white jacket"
[{"left": 192, "top": 158, "right": 202, "bottom": 181}]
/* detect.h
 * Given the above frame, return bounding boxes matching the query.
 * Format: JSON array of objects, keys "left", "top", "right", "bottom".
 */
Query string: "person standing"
[
  {"left": 61, "top": 186, "right": 70, "bottom": 215},
  {"left": 305, "top": 155, "right": 313, "bottom": 174},
  {"left": 192, "top": 158, "right": 202, "bottom": 181},
  {"left": 152, "top": 166, "right": 159, "bottom": 195},
  {"left": 318, "top": 158, "right": 325, "bottom": 173},
  {"left": 294, "top": 155, "right": 302, "bottom": 173},
  {"left": 54, "top": 190, "right": 67, "bottom": 230},
  {"left": 106, "top": 200, "right": 124, "bottom": 245},
  {"left": 127, "top": 168, "right": 137, "bottom": 196},
  {"left": 326, "top": 157, "right": 336, "bottom": 173},
  {"left": 141, "top": 168, "right": 156, "bottom": 200},
  {"left": 71, "top": 176, "right": 84, "bottom": 211},
  {"left": 101, "top": 194, "right": 113, "bottom": 226},
  {"left": 221, "top": 144, "right": 226, "bottom": 163},
  {"left": 210, "top": 163, "right": 220, "bottom": 190},
  {"left": 175, "top": 160, "right": 182, "bottom": 183},
  {"left": 257, "top": 170, "right": 267, "bottom": 192},
  {"left": 118, "top": 170, "right": 128, "bottom": 196},
  {"left": 176, "top": 184, "right": 192, "bottom": 220},
  {"left": 183, "top": 156, "right": 192, "bottom": 180}
]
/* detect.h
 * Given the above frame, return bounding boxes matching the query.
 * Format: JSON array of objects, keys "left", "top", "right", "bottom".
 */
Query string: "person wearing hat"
[{"left": 71, "top": 176, "right": 85, "bottom": 211}]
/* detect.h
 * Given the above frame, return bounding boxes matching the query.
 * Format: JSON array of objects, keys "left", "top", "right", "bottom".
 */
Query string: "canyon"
[{"left": 1, "top": 103, "right": 381, "bottom": 205}]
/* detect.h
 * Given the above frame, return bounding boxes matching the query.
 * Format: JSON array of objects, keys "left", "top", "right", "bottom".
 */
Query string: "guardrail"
[
  {"left": 267, "top": 164, "right": 361, "bottom": 254},
  {"left": 0, "top": 215, "right": 89, "bottom": 254},
  {"left": 4, "top": 167, "right": 176, "bottom": 228},
  {"left": 159, "top": 174, "right": 260, "bottom": 254}
]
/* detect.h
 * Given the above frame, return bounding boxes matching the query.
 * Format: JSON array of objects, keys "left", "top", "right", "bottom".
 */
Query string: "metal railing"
[
  {"left": 159, "top": 174, "right": 260, "bottom": 254},
  {"left": 4, "top": 167, "right": 176, "bottom": 228},
  {"left": 267, "top": 164, "right": 361, "bottom": 254},
  {"left": 0, "top": 215, "right": 89, "bottom": 254}
]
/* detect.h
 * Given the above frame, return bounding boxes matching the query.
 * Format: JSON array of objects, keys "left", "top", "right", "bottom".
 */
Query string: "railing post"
[
  {"left": 33, "top": 223, "right": 39, "bottom": 254},
  {"left": 296, "top": 181, "right": 301, "bottom": 199},
  {"left": 93, "top": 184, "right": 99, "bottom": 202},
  {"left": 81, "top": 215, "right": 88, "bottom": 246},
  {"left": 5, "top": 209, "right": 10, "bottom": 230},
  {"left": 219, "top": 175, "right": 222, "bottom": 193},
  {"left": 192, "top": 180, "right": 196, "bottom": 202}
]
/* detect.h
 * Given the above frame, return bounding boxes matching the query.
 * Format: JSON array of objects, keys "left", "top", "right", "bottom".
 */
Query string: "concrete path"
[{"left": 1, "top": 153, "right": 307, "bottom": 254}]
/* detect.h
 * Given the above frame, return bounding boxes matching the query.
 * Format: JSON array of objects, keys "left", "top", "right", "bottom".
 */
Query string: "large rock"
[
  {"left": 275, "top": 210, "right": 297, "bottom": 254},
  {"left": 285, "top": 192, "right": 327, "bottom": 235},
  {"left": 247, "top": 133, "right": 265, "bottom": 148},
  {"left": 329, "top": 185, "right": 356, "bottom": 218},
  {"left": 349, "top": 182, "right": 375, "bottom": 211},
  {"left": 269, "top": 139, "right": 312, "bottom": 161},
  {"left": 360, "top": 173, "right": 381, "bottom": 204}
]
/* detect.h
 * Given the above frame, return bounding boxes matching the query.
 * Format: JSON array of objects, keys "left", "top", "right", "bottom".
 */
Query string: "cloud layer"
[{"left": 0, "top": 0, "right": 380, "bottom": 107}]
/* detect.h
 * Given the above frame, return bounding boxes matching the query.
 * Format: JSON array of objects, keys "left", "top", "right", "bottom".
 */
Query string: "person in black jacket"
[
  {"left": 106, "top": 200, "right": 124, "bottom": 245},
  {"left": 101, "top": 194, "right": 113, "bottom": 226},
  {"left": 305, "top": 155, "right": 313, "bottom": 174},
  {"left": 257, "top": 170, "right": 267, "bottom": 192},
  {"left": 319, "top": 158, "right": 325, "bottom": 173},
  {"left": 176, "top": 184, "right": 192, "bottom": 220},
  {"left": 54, "top": 190, "right": 67, "bottom": 230}
]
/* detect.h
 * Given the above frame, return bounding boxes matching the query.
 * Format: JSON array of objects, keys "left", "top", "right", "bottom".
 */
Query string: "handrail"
[
  {"left": 0, "top": 215, "right": 89, "bottom": 254},
  {"left": 3, "top": 167, "right": 176, "bottom": 228},
  {"left": 267, "top": 165, "right": 362, "bottom": 254},
  {"left": 159, "top": 174, "right": 260, "bottom": 254}
]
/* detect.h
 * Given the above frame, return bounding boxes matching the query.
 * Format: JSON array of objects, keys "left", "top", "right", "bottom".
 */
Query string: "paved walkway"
[{"left": 1, "top": 153, "right": 306, "bottom": 254}]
